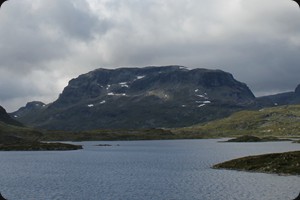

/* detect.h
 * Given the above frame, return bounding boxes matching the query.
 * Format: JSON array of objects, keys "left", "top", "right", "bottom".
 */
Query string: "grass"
[
  {"left": 224, "top": 135, "right": 291, "bottom": 142},
  {"left": 174, "top": 104, "right": 300, "bottom": 138},
  {"left": 0, "top": 122, "right": 82, "bottom": 151},
  {"left": 2, "top": 104, "right": 300, "bottom": 146},
  {"left": 213, "top": 151, "right": 300, "bottom": 175},
  {"left": 0, "top": 142, "right": 82, "bottom": 151}
]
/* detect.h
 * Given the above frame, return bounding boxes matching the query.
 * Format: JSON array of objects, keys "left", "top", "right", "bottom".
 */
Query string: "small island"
[
  {"left": 213, "top": 151, "right": 300, "bottom": 175},
  {"left": 95, "top": 144, "right": 113, "bottom": 147},
  {"left": 224, "top": 135, "right": 291, "bottom": 143},
  {"left": 0, "top": 142, "right": 82, "bottom": 151}
]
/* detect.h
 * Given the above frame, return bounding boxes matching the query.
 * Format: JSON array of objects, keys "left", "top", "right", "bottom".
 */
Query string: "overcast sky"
[{"left": 0, "top": 0, "right": 300, "bottom": 111}]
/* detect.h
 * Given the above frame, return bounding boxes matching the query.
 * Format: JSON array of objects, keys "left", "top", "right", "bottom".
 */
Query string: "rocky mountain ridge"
[{"left": 257, "top": 84, "right": 300, "bottom": 106}]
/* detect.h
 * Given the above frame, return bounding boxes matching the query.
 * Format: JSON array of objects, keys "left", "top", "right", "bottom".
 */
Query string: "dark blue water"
[{"left": 0, "top": 139, "right": 299, "bottom": 200}]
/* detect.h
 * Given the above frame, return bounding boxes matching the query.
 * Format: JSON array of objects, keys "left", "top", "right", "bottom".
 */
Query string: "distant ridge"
[
  {"left": 0, "top": 105, "right": 23, "bottom": 127},
  {"left": 257, "top": 84, "right": 300, "bottom": 106}
]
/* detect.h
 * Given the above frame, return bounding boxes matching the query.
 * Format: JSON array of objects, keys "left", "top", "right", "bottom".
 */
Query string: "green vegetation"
[
  {"left": 225, "top": 135, "right": 291, "bottom": 142},
  {"left": 0, "top": 142, "right": 82, "bottom": 151},
  {"left": 2, "top": 104, "right": 300, "bottom": 148},
  {"left": 213, "top": 151, "right": 300, "bottom": 175},
  {"left": 41, "top": 128, "right": 201, "bottom": 141},
  {"left": 0, "top": 122, "right": 82, "bottom": 151},
  {"left": 175, "top": 104, "right": 300, "bottom": 138}
]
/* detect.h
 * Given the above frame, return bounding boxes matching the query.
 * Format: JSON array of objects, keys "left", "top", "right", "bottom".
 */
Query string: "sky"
[{"left": 0, "top": 0, "right": 300, "bottom": 112}]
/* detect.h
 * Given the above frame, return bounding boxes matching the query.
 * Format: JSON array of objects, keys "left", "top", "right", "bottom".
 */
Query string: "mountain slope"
[
  {"left": 13, "top": 66, "right": 256, "bottom": 131},
  {"left": 257, "top": 84, "right": 300, "bottom": 106},
  {"left": 10, "top": 101, "right": 46, "bottom": 125},
  {"left": 176, "top": 104, "right": 300, "bottom": 137},
  {"left": 0, "top": 106, "right": 23, "bottom": 127}
]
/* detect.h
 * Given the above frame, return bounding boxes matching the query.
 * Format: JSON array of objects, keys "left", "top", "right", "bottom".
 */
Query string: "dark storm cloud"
[
  {"left": 0, "top": 0, "right": 111, "bottom": 73},
  {"left": 0, "top": 0, "right": 300, "bottom": 111}
]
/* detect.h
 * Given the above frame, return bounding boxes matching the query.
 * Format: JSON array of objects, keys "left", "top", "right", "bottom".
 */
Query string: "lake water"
[{"left": 0, "top": 139, "right": 299, "bottom": 200}]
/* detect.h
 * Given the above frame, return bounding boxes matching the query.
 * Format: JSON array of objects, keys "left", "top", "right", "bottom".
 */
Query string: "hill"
[
  {"left": 175, "top": 104, "right": 300, "bottom": 138},
  {"left": 213, "top": 151, "right": 300, "bottom": 175},
  {"left": 0, "top": 121, "right": 82, "bottom": 151},
  {"left": 0, "top": 106, "right": 23, "bottom": 127},
  {"left": 12, "top": 66, "right": 256, "bottom": 131},
  {"left": 0, "top": 105, "right": 81, "bottom": 151}
]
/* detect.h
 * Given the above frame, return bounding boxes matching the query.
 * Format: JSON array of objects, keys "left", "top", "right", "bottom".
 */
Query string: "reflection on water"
[{"left": 0, "top": 139, "right": 299, "bottom": 200}]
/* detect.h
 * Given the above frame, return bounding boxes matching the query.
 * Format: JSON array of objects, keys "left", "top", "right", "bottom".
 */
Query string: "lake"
[{"left": 0, "top": 139, "right": 299, "bottom": 200}]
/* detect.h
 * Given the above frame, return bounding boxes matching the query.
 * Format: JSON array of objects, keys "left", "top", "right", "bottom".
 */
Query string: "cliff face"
[{"left": 13, "top": 66, "right": 256, "bottom": 131}]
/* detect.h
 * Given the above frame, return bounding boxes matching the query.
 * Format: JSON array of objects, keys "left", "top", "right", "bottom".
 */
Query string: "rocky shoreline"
[
  {"left": 0, "top": 142, "right": 82, "bottom": 151},
  {"left": 0, "top": 135, "right": 82, "bottom": 151}
]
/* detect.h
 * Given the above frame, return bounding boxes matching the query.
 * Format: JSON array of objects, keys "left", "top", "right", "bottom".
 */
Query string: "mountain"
[
  {"left": 175, "top": 104, "right": 300, "bottom": 138},
  {"left": 0, "top": 105, "right": 23, "bottom": 127},
  {"left": 11, "top": 101, "right": 46, "bottom": 125},
  {"left": 257, "top": 84, "right": 300, "bottom": 106},
  {"left": 12, "top": 66, "right": 256, "bottom": 131}
]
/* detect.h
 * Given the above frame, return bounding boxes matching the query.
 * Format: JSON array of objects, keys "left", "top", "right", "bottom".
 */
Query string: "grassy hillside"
[
  {"left": 2, "top": 104, "right": 300, "bottom": 143},
  {"left": 0, "top": 121, "right": 43, "bottom": 141},
  {"left": 175, "top": 105, "right": 300, "bottom": 138},
  {"left": 213, "top": 151, "right": 300, "bottom": 175},
  {"left": 0, "top": 122, "right": 81, "bottom": 150},
  {"left": 41, "top": 128, "right": 191, "bottom": 141}
]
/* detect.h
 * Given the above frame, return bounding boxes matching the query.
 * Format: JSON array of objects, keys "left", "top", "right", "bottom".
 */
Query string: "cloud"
[{"left": 0, "top": 0, "right": 300, "bottom": 111}]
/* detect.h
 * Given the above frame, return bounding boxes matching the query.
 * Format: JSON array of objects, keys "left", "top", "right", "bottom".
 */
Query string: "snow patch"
[
  {"left": 108, "top": 92, "right": 126, "bottom": 96},
  {"left": 14, "top": 115, "right": 18, "bottom": 118},
  {"left": 196, "top": 93, "right": 209, "bottom": 99},
  {"left": 182, "top": 105, "right": 186, "bottom": 107},
  {"left": 100, "top": 100, "right": 106, "bottom": 104},
  {"left": 137, "top": 75, "right": 145, "bottom": 80},
  {"left": 198, "top": 104, "right": 206, "bottom": 107},
  {"left": 87, "top": 104, "right": 94, "bottom": 107},
  {"left": 196, "top": 100, "right": 211, "bottom": 105},
  {"left": 119, "top": 82, "right": 129, "bottom": 88}
]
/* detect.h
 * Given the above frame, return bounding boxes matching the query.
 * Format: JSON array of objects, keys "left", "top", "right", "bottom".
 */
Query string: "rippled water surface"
[{"left": 0, "top": 139, "right": 299, "bottom": 200}]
